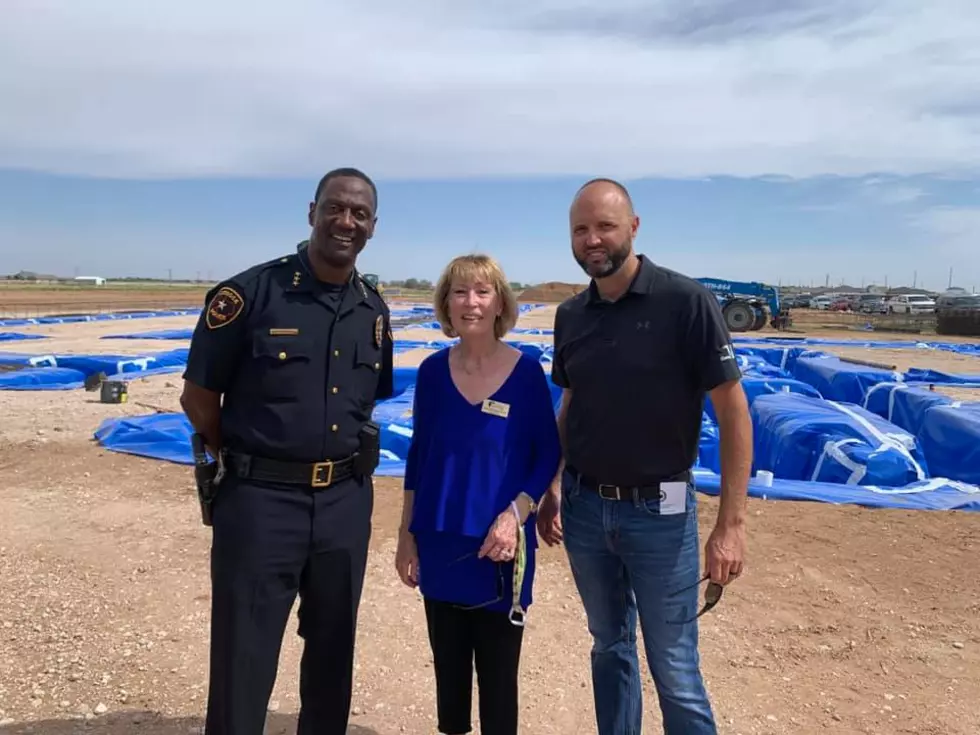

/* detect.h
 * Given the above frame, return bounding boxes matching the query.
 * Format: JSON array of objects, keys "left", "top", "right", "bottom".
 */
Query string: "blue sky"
[{"left": 2, "top": 1, "right": 979, "bottom": 291}]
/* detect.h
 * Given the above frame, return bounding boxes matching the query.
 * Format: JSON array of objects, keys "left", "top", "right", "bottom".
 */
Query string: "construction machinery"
[{"left": 696, "top": 278, "right": 792, "bottom": 333}]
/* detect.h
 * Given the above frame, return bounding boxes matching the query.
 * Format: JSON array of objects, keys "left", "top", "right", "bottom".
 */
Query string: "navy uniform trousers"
[{"left": 204, "top": 471, "right": 374, "bottom": 735}]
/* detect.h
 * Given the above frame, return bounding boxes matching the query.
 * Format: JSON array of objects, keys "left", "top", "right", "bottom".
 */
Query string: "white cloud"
[{"left": 2, "top": 0, "right": 980, "bottom": 180}]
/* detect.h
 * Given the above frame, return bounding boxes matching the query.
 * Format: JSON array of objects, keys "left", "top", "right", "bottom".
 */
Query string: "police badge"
[{"left": 374, "top": 315, "right": 383, "bottom": 348}]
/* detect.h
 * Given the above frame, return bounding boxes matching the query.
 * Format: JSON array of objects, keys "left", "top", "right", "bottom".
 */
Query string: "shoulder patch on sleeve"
[{"left": 205, "top": 286, "right": 245, "bottom": 329}]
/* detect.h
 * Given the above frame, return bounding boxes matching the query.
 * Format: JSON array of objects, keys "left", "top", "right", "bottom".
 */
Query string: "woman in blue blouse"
[{"left": 395, "top": 253, "right": 562, "bottom": 735}]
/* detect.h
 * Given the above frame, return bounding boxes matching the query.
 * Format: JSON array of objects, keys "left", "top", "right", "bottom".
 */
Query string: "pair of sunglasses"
[{"left": 666, "top": 573, "right": 725, "bottom": 625}]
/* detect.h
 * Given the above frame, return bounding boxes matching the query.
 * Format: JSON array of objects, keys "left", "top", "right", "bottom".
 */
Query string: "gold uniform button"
[
  {"left": 374, "top": 362, "right": 380, "bottom": 369},
  {"left": 331, "top": 386, "right": 338, "bottom": 394},
  {"left": 278, "top": 352, "right": 287, "bottom": 360},
  {"left": 333, "top": 349, "right": 340, "bottom": 357},
  {"left": 331, "top": 424, "right": 338, "bottom": 432}
]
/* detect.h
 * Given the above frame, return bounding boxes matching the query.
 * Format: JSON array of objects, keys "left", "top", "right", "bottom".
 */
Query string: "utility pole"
[
  {"left": 913, "top": 270, "right": 917, "bottom": 288},
  {"left": 948, "top": 266, "right": 953, "bottom": 289}
]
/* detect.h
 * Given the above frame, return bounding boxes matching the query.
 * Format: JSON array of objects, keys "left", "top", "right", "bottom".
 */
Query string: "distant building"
[{"left": 74, "top": 276, "right": 106, "bottom": 286}]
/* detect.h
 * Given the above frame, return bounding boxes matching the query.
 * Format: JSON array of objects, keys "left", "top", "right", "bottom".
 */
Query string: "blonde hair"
[{"left": 433, "top": 253, "right": 519, "bottom": 340}]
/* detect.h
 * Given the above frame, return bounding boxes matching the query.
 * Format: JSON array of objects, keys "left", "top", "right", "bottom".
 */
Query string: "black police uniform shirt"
[
  {"left": 182, "top": 243, "right": 394, "bottom": 464},
  {"left": 551, "top": 254, "right": 742, "bottom": 488}
]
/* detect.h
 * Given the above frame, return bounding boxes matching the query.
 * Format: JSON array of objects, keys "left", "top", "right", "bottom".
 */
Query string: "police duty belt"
[{"left": 224, "top": 451, "right": 357, "bottom": 489}]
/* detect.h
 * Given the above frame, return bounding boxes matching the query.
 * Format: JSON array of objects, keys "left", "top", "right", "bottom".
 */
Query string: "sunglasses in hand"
[{"left": 665, "top": 573, "right": 726, "bottom": 625}]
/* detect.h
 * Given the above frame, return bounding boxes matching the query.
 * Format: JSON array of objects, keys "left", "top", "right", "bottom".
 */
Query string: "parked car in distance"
[
  {"left": 809, "top": 295, "right": 833, "bottom": 310},
  {"left": 855, "top": 294, "right": 887, "bottom": 314},
  {"left": 885, "top": 294, "right": 935, "bottom": 314}
]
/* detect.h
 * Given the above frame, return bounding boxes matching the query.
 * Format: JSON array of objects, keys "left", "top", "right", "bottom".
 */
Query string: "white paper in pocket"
[{"left": 658, "top": 482, "right": 688, "bottom": 515}]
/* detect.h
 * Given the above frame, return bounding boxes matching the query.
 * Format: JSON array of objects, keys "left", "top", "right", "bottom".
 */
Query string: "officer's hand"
[
  {"left": 478, "top": 509, "right": 518, "bottom": 562},
  {"left": 536, "top": 490, "right": 563, "bottom": 547},
  {"left": 395, "top": 530, "right": 419, "bottom": 588}
]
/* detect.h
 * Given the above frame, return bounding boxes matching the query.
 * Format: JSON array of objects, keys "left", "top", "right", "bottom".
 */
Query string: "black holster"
[
  {"left": 353, "top": 421, "right": 381, "bottom": 479},
  {"left": 191, "top": 433, "right": 220, "bottom": 526}
]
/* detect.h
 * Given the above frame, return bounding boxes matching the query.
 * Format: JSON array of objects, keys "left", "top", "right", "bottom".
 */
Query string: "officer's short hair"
[
  {"left": 314, "top": 167, "right": 378, "bottom": 210},
  {"left": 433, "top": 254, "right": 519, "bottom": 340}
]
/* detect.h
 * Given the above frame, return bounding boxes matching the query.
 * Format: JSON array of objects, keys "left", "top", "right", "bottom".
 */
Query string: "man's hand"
[
  {"left": 479, "top": 507, "right": 519, "bottom": 562},
  {"left": 395, "top": 530, "right": 419, "bottom": 588},
  {"left": 704, "top": 520, "right": 746, "bottom": 586},
  {"left": 536, "top": 489, "right": 563, "bottom": 546}
]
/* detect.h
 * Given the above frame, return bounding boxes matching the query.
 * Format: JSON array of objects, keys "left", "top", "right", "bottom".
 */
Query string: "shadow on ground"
[{"left": 0, "top": 711, "right": 381, "bottom": 734}]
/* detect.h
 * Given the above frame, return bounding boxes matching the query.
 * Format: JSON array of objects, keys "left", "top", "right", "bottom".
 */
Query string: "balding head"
[{"left": 571, "top": 178, "right": 635, "bottom": 218}]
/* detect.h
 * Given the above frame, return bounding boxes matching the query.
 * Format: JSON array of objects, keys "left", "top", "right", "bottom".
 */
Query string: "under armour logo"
[
  {"left": 636, "top": 320, "right": 650, "bottom": 330},
  {"left": 719, "top": 344, "right": 735, "bottom": 362}
]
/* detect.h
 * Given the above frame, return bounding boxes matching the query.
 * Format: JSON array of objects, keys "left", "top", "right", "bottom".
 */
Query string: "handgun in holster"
[
  {"left": 191, "top": 432, "right": 221, "bottom": 526},
  {"left": 353, "top": 421, "right": 381, "bottom": 479}
]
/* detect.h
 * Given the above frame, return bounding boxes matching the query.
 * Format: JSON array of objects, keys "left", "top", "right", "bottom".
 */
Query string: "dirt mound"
[{"left": 518, "top": 281, "right": 586, "bottom": 303}]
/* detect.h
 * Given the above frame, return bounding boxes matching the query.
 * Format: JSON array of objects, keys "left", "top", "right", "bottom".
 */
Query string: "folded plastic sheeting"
[
  {"left": 0, "top": 332, "right": 49, "bottom": 341},
  {"left": 862, "top": 383, "right": 953, "bottom": 436},
  {"left": 792, "top": 355, "right": 904, "bottom": 404},
  {"left": 751, "top": 393, "right": 929, "bottom": 486},
  {"left": 696, "top": 413, "right": 720, "bottom": 472},
  {"left": 917, "top": 405, "right": 980, "bottom": 485},
  {"left": 705, "top": 376, "right": 821, "bottom": 423}
]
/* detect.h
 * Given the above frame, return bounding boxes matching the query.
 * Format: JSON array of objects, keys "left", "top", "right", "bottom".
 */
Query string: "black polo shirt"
[
  {"left": 183, "top": 244, "right": 394, "bottom": 463},
  {"left": 551, "top": 254, "right": 741, "bottom": 487}
]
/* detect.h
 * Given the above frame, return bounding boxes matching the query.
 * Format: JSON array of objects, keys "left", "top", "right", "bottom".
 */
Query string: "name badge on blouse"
[{"left": 481, "top": 399, "right": 510, "bottom": 418}]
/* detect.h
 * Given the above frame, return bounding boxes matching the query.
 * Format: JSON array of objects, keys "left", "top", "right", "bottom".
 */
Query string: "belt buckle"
[
  {"left": 597, "top": 484, "right": 621, "bottom": 500},
  {"left": 311, "top": 460, "right": 334, "bottom": 488}
]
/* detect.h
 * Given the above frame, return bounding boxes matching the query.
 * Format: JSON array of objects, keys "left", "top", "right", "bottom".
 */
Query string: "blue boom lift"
[{"left": 696, "top": 278, "right": 792, "bottom": 332}]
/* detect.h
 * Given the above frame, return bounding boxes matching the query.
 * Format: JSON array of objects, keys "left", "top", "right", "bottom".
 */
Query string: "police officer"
[
  {"left": 180, "top": 167, "right": 394, "bottom": 735},
  {"left": 536, "top": 178, "right": 752, "bottom": 735}
]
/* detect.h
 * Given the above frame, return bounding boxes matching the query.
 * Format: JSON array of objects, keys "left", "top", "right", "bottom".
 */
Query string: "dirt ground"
[{"left": 1, "top": 302, "right": 979, "bottom": 735}]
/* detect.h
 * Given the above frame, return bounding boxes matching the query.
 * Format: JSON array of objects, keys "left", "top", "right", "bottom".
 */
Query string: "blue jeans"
[{"left": 560, "top": 469, "right": 717, "bottom": 735}]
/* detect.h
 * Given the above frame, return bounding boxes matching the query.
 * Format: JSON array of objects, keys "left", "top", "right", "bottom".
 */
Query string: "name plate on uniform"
[{"left": 481, "top": 399, "right": 510, "bottom": 418}]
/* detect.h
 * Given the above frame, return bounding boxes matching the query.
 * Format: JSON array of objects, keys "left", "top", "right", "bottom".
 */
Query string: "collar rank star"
[
  {"left": 481, "top": 399, "right": 510, "bottom": 418},
  {"left": 205, "top": 286, "right": 244, "bottom": 329}
]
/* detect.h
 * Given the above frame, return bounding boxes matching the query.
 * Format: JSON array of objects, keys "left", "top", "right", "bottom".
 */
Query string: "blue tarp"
[
  {"left": 863, "top": 383, "right": 980, "bottom": 484},
  {"left": 8, "top": 304, "right": 975, "bottom": 512},
  {"left": 917, "top": 404, "right": 980, "bottom": 485},
  {"left": 102, "top": 328, "right": 194, "bottom": 340},
  {"left": 751, "top": 393, "right": 929, "bottom": 487},
  {"left": 0, "top": 348, "right": 189, "bottom": 389},
  {"left": 791, "top": 355, "right": 903, "bottom": 404},
  {"left": 0, "top": 332, "right": 49, "bottom": 341},
  {"left": 735, "top": 334, "right": 980, "bottom": 358},
  {"left": 92, "top": 405, "right": 980, "bottom": 512},
  {"left": 904, "top": 367, "right": 980, "bottom": 384},
  {"left": 0, "top": 308, "right": 199, "bottom": 327}
]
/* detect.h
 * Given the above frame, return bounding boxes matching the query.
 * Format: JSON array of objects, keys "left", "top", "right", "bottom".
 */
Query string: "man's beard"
[{"left": 574, "top": 240, "right": 631, "bottom": 279}]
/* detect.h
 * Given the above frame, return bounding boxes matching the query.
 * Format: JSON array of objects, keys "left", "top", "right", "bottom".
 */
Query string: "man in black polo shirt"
[{"left": 537, "top": 178, "right": 752, "bottom": 735}]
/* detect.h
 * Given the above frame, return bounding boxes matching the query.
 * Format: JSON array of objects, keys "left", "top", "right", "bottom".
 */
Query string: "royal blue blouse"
[{"left": 404, "top": 346, "right": 562, "bottom": 612}]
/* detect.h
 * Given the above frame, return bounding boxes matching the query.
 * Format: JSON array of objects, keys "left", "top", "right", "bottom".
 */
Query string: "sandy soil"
[{"left": 1, "top": 303, "right": 979, "bottom": 734}]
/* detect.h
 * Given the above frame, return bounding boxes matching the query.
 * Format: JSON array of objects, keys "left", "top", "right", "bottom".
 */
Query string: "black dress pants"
[
  {"left": 204, "top": 474, "right": 373, "bottom": 735},
  {"left": 424, "top": 596, "right": 525, "bottom": 735}
]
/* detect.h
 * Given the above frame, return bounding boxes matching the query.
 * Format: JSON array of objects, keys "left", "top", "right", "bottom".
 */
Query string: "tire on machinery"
[
  {"left": 723, "top": 300, "right": 756, "bottom": 333},
  {"left": 751, "top": 308, "right": 767, "bottom": 331}
]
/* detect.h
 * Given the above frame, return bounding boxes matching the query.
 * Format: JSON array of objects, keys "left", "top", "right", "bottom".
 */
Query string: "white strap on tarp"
[
  {"left": 862, "top": 381, "right": 908, "bottom": 422},
  {"left": 811, "top": 438, "right": 867, "bottom": 484},
  {"left": 826, "top": 400, "right": 926, "bottom": 482}
]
